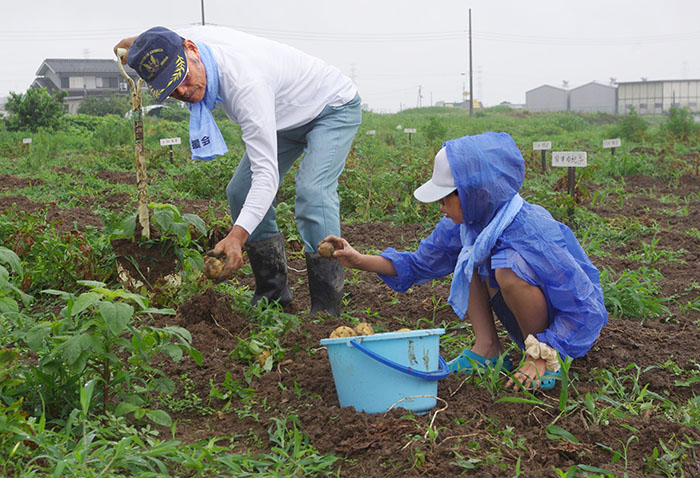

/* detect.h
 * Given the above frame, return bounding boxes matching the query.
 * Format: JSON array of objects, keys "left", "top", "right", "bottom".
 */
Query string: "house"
[{"left": 32, "top": 59, "right": 140, "bottom": 115}]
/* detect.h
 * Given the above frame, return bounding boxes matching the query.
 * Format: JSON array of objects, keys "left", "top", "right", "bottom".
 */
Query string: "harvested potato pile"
[
  {"left": 353, "top": 322, "right": 374, "bottom": 336},
  {"left": 395, "top": 328, "right": 412, "bottom": 333},
  {"left": 329, "top": 326, "right": 355, "bottom": 338},
  {"left": 329, "top": 322, "right": 375, "bottom": 338},
  {"left": 317, "top": 240, "right": 336, "bottom": 258}
]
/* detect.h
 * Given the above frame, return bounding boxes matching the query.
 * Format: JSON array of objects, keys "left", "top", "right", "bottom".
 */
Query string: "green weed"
[{"left": 599, "top": 267, "right": 670, "bottom": 320}]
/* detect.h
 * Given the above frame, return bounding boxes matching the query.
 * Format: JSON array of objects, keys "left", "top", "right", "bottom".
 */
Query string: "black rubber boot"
[
  {"left": 305, "top": 252, "right": 345, "bottom": 317},
  {"left": 244, "top": 233, "right": 293, "bottom": 307}
]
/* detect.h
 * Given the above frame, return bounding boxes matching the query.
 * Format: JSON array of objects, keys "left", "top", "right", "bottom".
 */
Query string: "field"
[{"left": 1, "top": 107, "right": 700, "bottom": 477}]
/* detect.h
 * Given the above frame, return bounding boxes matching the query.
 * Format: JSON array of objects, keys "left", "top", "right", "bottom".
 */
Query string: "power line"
[{"left": 1, "top": 24, "right": 698, "bottom": 46}]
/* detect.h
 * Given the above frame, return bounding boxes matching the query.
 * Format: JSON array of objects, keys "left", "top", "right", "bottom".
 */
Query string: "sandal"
[
  {"left": 447, "top": 349, "right": 514, "bottom": 374},
  {"left": 536, "top": 370, "right": 561, "bottom": 391}
]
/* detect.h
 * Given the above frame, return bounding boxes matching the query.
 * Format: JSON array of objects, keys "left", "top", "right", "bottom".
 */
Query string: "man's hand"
[
  {"left": 113, "top": 36, "right": 137, "bottom": 64},
  {"left": 211, "top": 225, "right": 250, "bottom": 281},
  {"left": 505, "top": 356, "right": 548, "bottom": 390}
]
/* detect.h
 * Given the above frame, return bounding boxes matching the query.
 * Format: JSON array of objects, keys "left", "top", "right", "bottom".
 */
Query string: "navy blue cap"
[{"left": 127, "top": 26, "right": 188, "bottom": 103}]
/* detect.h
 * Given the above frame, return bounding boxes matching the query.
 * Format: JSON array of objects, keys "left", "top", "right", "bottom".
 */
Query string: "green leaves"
[
  {"left": 17, "top": 283, "right": 202, "bottom": 424},
  {"left": 5, "top": 87, "right": 66, "bottom": 132},
  {"left": 99, "top": 301, "right": 133, "bottom": 336},
  {"left": 115, "top": 402, "right": 173, "bottom": 427},
  {"left": 0, "top": 247, "right": 22, "bottom": 275},
  {"left": 0, "top": 246, "right": 32, "bottom": 315},
  {"left": 150, "top": 202, "right": 207, "bottom": 247}
]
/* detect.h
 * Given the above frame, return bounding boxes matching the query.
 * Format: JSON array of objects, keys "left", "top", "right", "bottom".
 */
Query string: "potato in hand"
[
  {"left": 203, "top": 255, "right": 225, "bottom": 280},
  {"left": 318, "top": 240, "right": 336, "bottom": 259}
]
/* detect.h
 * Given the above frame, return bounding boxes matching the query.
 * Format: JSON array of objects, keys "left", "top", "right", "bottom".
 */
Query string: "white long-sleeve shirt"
[{"left": 176, "top": 25, "right": 357, "bottom": 235}]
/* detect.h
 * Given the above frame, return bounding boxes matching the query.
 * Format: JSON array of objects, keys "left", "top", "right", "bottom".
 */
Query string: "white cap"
[{"left": 413, "top": 147, "right": 456, "bottom": 203}]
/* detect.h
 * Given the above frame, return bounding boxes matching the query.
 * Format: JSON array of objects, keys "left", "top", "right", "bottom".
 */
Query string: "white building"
[
  {"left": 617, "top": 79, "right": 700, "bottom": 115},
  {"left": 525, "top": 85, "right": 568, "bottom": 112},
  {"left": 569, "top": 82, "right": 617, "bottom": 114}
]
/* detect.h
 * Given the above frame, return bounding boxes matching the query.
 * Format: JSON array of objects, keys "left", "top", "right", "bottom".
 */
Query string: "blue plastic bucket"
[{"left": 320, "top": 328, "right": 449, "bottom": 414}]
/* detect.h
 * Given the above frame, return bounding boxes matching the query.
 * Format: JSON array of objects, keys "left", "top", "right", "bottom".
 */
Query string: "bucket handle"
[{"left": 349, "top": 340, "right": 450, "bottom": 381}]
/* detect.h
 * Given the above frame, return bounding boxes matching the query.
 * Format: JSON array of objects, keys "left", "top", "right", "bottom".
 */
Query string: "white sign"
[
  {"left": 602, "top": 138, "right": 621, "bottom": 149},
  {"left": 552, "top": 151, "right": 588, "bottom": 168},
  {"left": 533, "top": 141, "right": 551, "bottom": 151},
  {"left": 160, "top": 137, "right": 182, "bottom": 146},
  {"left": 366, "top": 130, "right": 376, "bottom": 135},
  {"left": 22, "top": 138, "right": 32, "bottom": 144},
  {"left": 404, "top": 128, "right": 417, "bottom": 134}
]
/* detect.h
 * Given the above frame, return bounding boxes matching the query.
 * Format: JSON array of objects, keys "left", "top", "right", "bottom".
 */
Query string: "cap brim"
[
  {"left": 413, "top": 180, "right": 457, "bottom": 203},
  {"left": 147, "top": 51, "right": 188, "bottom": 103}
]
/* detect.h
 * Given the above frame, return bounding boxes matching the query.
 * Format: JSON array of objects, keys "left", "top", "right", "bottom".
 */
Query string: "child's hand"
[
  {"left": 320, "top": 235, "right": 362, "bottom": 268},
  {"left": 505, "top": 356, "right": 548, "bottom": 390}
]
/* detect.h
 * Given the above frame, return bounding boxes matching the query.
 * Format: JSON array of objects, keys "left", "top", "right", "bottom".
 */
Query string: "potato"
[
  {"left": 318, "top": 240, "right": 336, "bottom": 259},
  {"left": 203, "top": 256, "right": 225, "bottom": 280},
  {"left": 353, "top": 322, "right": 374, "bottom": 336},
  {"left": 329, "top": 325, "right": 356, "bottom": 338},
  {"left": 395, "top": 328, "right": 412, "bottom": 333},
  {"left": 255, "top": 349, "right": 271, "bottom": 367}
]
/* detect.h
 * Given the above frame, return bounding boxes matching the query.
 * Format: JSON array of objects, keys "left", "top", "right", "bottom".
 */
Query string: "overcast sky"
[{"left": 3, "top": 0, "right": 699, "bottom": 113}]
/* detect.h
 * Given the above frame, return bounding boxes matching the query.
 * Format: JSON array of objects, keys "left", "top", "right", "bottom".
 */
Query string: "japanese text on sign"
[
  {"left": 602, "top": 138, "right": 621, "bottom": 149},
  {"left": 366, "top": 130, "right": 376, "bottom": 135},
  {"left": 22, "top": 138, "right": 32, "bottom": 144},
  {"left": 160, "top": 137, "right": 182, "bottom": 146},
  {"left": 404, "top": 128, "right": 417, "bottom": 134},
  {"left": 552, "top": 151, "right": 587, "bottom": 168},
  {"left": 533, "top": 141, "right": 551, "bottom": 150}
]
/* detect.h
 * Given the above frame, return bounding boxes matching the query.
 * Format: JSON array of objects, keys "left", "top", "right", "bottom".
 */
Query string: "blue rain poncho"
[{"left": 379, "top": 132, "right": 608, "bottom": 359}]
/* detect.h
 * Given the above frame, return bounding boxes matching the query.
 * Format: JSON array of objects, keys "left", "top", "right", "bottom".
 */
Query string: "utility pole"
[
  {"left": 469, "top": 8, "right": 473, "bottom": 117},
  {"left": 417, "top": 85, "right": 423, "bottom": 108},
  {"left": 201, "top": 0, "right": 206, "bottom": 25}
]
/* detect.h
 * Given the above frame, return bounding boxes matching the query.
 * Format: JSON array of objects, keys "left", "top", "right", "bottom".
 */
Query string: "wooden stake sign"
[
  {"left": 160, "top": 137, "right": 181, "bottom": 164},
  {"left": 552, "top": 151, "right": 587, "bottom": 217},
  {"left": 603, "top": 138, "right": 621, "bottom": 156},
  {"left": 533, "top": 140, "right": 552, "bottom": 173},
  {"left": 404, "top": 128, "right": 417, "bottom": 143}
]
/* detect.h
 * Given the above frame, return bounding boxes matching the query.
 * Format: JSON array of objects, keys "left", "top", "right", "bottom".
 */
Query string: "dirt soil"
[{"left": 4, "top": 172, "right": 700, "bottom": 476}]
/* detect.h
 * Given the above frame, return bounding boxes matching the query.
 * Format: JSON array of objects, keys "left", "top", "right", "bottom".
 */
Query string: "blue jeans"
[{"left": 226, "top": 93, "right": 362, "bottom": 251}]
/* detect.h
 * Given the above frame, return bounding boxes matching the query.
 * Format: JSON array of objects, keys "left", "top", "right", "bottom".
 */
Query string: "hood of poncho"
[{"left": 443, "top": 132, "right": 524, "bottom": 231}]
